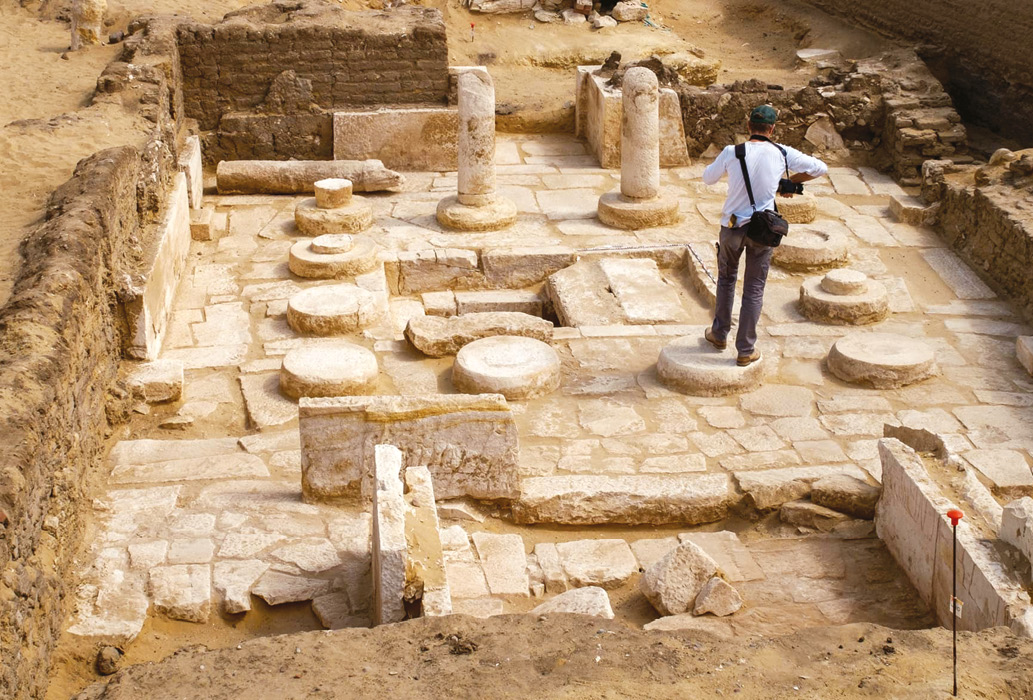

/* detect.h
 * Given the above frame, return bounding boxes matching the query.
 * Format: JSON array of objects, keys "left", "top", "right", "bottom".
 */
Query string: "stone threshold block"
[
  {"left": 124, "top": 172, "right": 192, "bottom": 360},
  {"left": 333, "top": 107, "right": 459, "bottom": 172},
  {"left": 300, "top": 394, "right": 519, "bottom": 503},
  {"left": 511, "top": 473, "right": 737, "bottom": 525}
]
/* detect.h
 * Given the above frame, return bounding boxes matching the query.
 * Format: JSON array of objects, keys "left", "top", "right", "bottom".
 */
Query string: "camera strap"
[{"left": 735, "top": 137, "right": 790, "bottom": 215}]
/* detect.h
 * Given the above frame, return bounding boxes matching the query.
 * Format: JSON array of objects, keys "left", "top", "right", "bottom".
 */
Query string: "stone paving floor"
[{"left": 64, "top": 133, "right": 1033, "bottom": 647}]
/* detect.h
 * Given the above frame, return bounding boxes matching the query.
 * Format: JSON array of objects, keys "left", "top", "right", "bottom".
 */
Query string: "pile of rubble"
[{"left": 466, "top": 0, "right": 651, "bottom": 30}]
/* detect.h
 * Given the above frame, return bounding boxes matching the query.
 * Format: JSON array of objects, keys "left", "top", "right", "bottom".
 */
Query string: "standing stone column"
[
  {"left": 70, "top": 0, "right": 107, "bottom": 50},
  {"left": 437, "top": 70, "right": 517, "bottom": 232},
  {"left": 597, "top": 67, "right": 679, "bottom": 230}
]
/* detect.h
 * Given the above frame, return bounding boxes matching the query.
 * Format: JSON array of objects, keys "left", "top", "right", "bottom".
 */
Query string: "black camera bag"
[{"left": 734, "top": 141, "right": 790, "bottom": 248}]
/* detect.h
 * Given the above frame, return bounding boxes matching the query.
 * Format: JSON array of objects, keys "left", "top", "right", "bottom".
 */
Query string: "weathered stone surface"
[
  {"left": 239, "top": 373, "right": 298, "bottom": 430},
  {"left": 109, "top": 452, "right": 269, "bottom": 485},
  {"left": 450, "top": 597, "right": 504, "bottom": 617},
  {"left": 71, "top": 0, "right": 106, "bottom": 49},
  {"left": 1001, "top": 497, "right": 1033, "bottom": 567},
  {"left": 470, "top": 0, "right": 534, "bottom": 13},
  {"left": 921, "top": 248, "right": 996, "bottom": 300},
  {"left": 315, "top": 178, "right": 353, "bottom": 208},
  {"left": 533, "top": 542, "right": 569, "bottom": 593},
  {"left": 472, "top": 532, "right": 529, "bottom": 597},
  {"left": 1018, "top": 336, "right": 1033, "bottom": 377},
  {"left": 735, "top": 464, "right": 870, "bottom": 511},
  {"left": 611, "top": 0, "right": 647, "bottom": 21},
  {"left": 678, "top": 532, "right": 764, "bottom": 582},
  {"left": 641, "top": 541, "right": 718, "bottom": 616},
  {"left": 217, "top": 159, "right": 404, "bottom": 194},
  {"left": 287, "top": 285, "right": 383, "bottom": 336},
  {"left": 772, "top": 224, "right": 849, "bottom": 271},
  {"left": 546, "top": 261, "right": 624, "bottom": 327},
  {"left": 530, "top": 587, "right": 614, "bottom": 618},
  {"left": 404, "top": 465, "right": 453, "bottom": 616},
  {"left": 405, "top": 312, "right": 554, "bottom": 357},
  {"left": 739, "top": 385, "right": 813, "bottom": 418},
  {"left": 295, "top": 197, "right": 374, "bottom": 235},
  {"left": 168, "top": 538, "right": 215, "bottom": 564},
  {"left": 126, "top": 360, "right": 183, "bottom": 403},
  {"left": 692, "top": 576, "right": 743, "bottom": 617},
  {"left": 150, "top": 564, "right": 211, "bottom": 623},
  {"left": 657, "top": 333, "right": 767, "bottom": 397},
  {"left": 372, "top": 445, "right": 407, "bottom": 624},
  {"left": 437, "top": 499, "right": 486, "bottom": 523},
  {"left": 597, "top": 190, "right": 680, "bottom": 230},
  {"left": 482, "top": 247, "right": 576, "bottom": 289},
  {"left": 811, "top": 474, "right": 881, "bottom": 519},
  {"left": 280, "top": 343, "right": 379, "bottom": 399},
  {"left": 252, "top": 571, "right": 331, "bottom": 605},
  {"left": 964, "top": 450, "right": 1033, "bottom": 496},
  {"left": 453, "top": 336, "right": 561, "bottom": 400},
  {"left": 454, "top": 290, "right": 543, "bottom": 317},
  {"left": 436, "top": 195, "right": 518, "bottom": 232},
  {"left": 444, "top": 560, "right": 490, "bottom": 599},
  {"left": 780, "top": 500, "right": 851, "bottom": 531},
  {"left": 311, "top": 592, "right": 367, "bottom": 630},
  {"left": 288, "top": 236, "right": 379, "bottom": 279},
  {"left": 555, "top": 539, "right": 638, "bottom": 589},
  {"left": 272, "top": 539, "right": 342, "bottom": 573},
  {"left": 213, "top": 560, "right": 269, "bottom": 614},
  {"left": 598, "top": 258, "right": 686, "bottom": 324},
  {"left": 300, "top": 394, "right": 519, "bottom": 502},
  {"left": 333, "top": 108, "right": 458, "bottom": 171},
  {"left": 827, "top": 333, "right": 938, "bottom": 389},
  {"left": 799, "top": 274, "right": 890, "bottom": 325},
  {"left": 776, "top": 193, "right": 818, "bottom": 223},
  {"left": 512, "top": 473, "right": 737, "bottom": 525}
]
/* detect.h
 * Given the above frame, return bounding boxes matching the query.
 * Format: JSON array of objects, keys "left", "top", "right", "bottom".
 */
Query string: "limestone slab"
[
  {"left": 240, "top": 373, "right": 298, "bottom": 430},
  {"left": 110, "top": 453, "right": 269, "bottom": 484},
  {"left": 252, "top": 571, "right": 331, "bottom": 605},
  {"left": 964, "top": 450, "right": 1033, "bottom": 494},
  {"left": 739, "top": 385, "right": 814, "bottom": 418},
  {"left": 454, "top": 290, "right": 543, "bottom": 316},
  {"left": 677, "top": 531, "right": 764, "bottom": 583},
  {"left": 599, "top": 258, "right": 686, "bottom": 324},
  {"left": 333, "top": 107, "right": 459, "bottom": 171},
  {"left": 150, "top": 564, "right": 211, "bottom": 623},
  {"left": 546, "top": 260, "right": 624, "bottom": 327},
  {"left": 406, "top": 312, "right": 553, "bottom": 357},
  {"left": 641, "top": 541, "right": 718, "bottom": 616},
  {"left": 735, "top": 464, "right": 869, "bottom": 511},
  {"left": 126, "top": 360, "right": 184, "bottom": 403},
  {"left": 512, "top": 473, "right": 736, "bottom": 525},
  {"left": 555, "top": 539, "right": 638, "bottom": 590},
  {"left": 921, "top": 248, "right": 996, "bottom": 300},
  {"left": 472, "top": 532, "right": 529, "bottom": 597},
  {"left": 372, "top": 445, "right": 407, "bottom": 624},
  {"left": 530, "top": 586, "right": 614, "bottom": 619},
  {"left": 213, "top": 560, "right": 269, "bottom": 614},
  {"left": 300, "top": 394, "right": 519, "bottom": 502}
]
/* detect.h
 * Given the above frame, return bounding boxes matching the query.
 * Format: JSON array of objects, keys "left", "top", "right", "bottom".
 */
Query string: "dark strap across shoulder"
[{"left": 735, "top": 139, "right": 789, "bottom": 214}]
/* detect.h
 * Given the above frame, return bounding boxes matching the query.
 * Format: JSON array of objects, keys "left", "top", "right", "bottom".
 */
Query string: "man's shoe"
[
  {"left": 736, "top": 351, "right": 762, "bottom": 367},
  {"left": 704, "top": 328, "right": 726, "bottom": 350}
]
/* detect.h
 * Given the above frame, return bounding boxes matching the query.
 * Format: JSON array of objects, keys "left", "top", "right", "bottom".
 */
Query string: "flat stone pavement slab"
[
  {"left": 472, "top": 532, "right": 529, "bottom": 598},
  {"left": 921, "top": 248, "right": 997, "bottom": 300},
  {"left": 555, "top": 539, "right": 638, "bottom": 589}
]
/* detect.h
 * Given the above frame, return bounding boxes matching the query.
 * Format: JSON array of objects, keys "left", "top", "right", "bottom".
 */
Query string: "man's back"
[{"left": 703, "top": 140, "right": 828, "bottom": 227}]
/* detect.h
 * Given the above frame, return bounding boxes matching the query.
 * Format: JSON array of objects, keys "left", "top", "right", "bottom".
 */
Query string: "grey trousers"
[{"left": 709, "top": 224, "right": 774, "bottom": 356}]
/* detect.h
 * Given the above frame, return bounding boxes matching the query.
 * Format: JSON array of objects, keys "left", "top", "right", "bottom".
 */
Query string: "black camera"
[{"left": 778, "top": 178, "right": 804, "bottom": 195}]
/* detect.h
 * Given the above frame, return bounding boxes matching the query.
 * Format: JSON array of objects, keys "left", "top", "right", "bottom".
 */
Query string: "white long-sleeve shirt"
[{"left": 702, "top": 140, "right": 828, "bottom": 227}]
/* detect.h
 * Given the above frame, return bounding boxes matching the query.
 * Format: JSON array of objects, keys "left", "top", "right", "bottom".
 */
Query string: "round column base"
[
  {"left": 597, "top": 191, "right": 680, "bottom": 230},
  {"left": 295, "top": 197, "right": 373, "bottom": 235},
  {"left": 436, "top": 194, "right": 518, "bottom": 232}
]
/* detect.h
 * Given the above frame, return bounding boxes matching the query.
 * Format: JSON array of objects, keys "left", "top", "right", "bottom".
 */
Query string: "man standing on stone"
[{"left": 701, "top": 105, "right": 828, "bottom": 366}]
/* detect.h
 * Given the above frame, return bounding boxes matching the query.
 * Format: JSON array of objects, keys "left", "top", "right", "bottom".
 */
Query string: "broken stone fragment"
[
  {"left": 810, "top": 474, "right": 881, "bottom": 519},
  {"left": 252, "top": 570, "right": 331, "bottom": 606},
  {"left": 312, "top": 592, "right": 368, "bottom": 630},
  {"left": 405, "top": 312, "right": 553, "bottom": 357},
  {"left": 779, "top": 500, "right": 851, "bottom": 532},
  {"left": 611, "top": 1, "right": 647, "bottom": 21},
  {"left": 126, "top": 360, "right": 184, "bottom": 403},
  {"left": 213, "top": 559, "right": 269, "bottom": 614},
  {"left": 149, "top": 564, "right": 211, "bottom": 623},
  {"left": 531, "top": 586, "right": 615, "bottom": 619},
  {"left": 555, "top": 539, "right": 638, "bottom": 590},
  {"left": 640, "top": 540, "right": 718, "bottom": 616},
  {"left": 692, "top": 576, "right": 742, "bottom": 617},
  {"left": 216, "top": 159, "right": 404, "bottom": 195}
]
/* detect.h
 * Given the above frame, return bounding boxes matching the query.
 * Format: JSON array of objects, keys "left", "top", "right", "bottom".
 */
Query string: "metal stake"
[{"left": 947, "top": 508, "right": 964, "bottom": 697}]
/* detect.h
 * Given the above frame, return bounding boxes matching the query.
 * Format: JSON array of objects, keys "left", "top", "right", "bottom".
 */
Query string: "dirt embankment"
[{"left": 72, "top": 615, "right": 1033, "bottom": 700}]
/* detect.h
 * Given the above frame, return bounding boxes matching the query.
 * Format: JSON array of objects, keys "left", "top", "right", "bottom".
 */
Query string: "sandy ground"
[{"left": 70, "top": 615, "right": 1033, "bottom": 699}]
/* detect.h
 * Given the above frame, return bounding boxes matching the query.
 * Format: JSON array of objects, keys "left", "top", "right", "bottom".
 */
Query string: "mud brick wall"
[
  {"left": 799, "top": 0, "right": 1033, "bottom": 144},
  {"left": 0, "top": 18, "right": 183, "bottom": 698},
  {"left": 176, "top": 5, "right": 450, "bottom": 142}
]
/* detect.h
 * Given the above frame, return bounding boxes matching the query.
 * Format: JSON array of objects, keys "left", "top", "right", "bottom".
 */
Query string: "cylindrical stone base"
[
  {"left": 777, "top": 195, "right": 817, "bottom": 224},
  {"left": 436, "top": 194, "right": 518, "bottom": 232},
  {"left": 826, "top": 333, "right": 938, "bottom": 389},
  {"left": 597, "top": 191, "right": 680, "bottom": 230},
  {"left": 287, "top": 285, "right": 383, "bottom": 336},
  {"left": 799, "top": 275, "right": 889, "bottom": 325},
  {"left": 315, "top": 178, "right": 353, "bottom": 209},
  {"left": 279, "top": 343, "right": 379, "bottom": 399},
  {"left": 295, "top": 197, "right": 373, "bottom": 235},
  {"left": 452, "top": 336, "right": 561, "bottom": 400},
  {"left": 771, "top": 226, "right": 849, "bottom": 271},
  {"left": 657, "top": 333, "right": 767, "bottom": 397},
  {"left": 288, "top": 236, "right": 380, "bottom": 279}
]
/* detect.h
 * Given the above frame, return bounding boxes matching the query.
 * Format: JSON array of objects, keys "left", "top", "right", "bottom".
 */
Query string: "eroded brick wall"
[
  {"left": 800, "top": 0, "right": 1033, "bottom": 144},
  {"left": 176, "top": 3, "right": 449, "bottom": 160}
]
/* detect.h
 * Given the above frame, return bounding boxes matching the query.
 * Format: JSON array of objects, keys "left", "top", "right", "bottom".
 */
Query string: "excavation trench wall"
[
  {"left": 799, "top": 0, "right": 1033, "bottom": 145},
  {"left": 175, "top": 2, "right": 450, "bottom": 162},
  {"left": 0, "top": 20, "right": 184, "bottom": 700}
]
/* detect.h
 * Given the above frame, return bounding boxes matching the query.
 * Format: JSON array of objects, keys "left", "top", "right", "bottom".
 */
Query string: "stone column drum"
[
  {"left": 71, "top": 0, "right": 106, "bottom": 50},
  {"left": 597, "top": 67, "right": 679, "bottom": 230},
  {"left": 436, "top": 71, "right": 517, "bottom": 232}
]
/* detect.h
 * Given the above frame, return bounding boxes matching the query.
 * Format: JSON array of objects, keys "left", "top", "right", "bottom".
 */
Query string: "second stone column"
[
  {"left": 436, "top": 70, "right": 518, "bottom": 232},
  {"left": 597, "top": 67, "right": 680, "bottom": 229}
]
